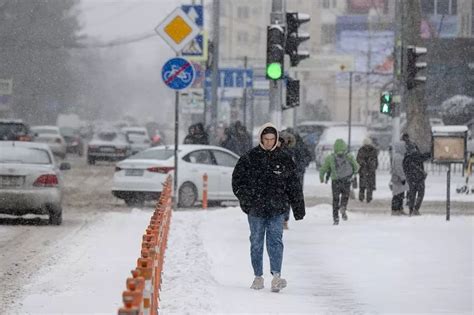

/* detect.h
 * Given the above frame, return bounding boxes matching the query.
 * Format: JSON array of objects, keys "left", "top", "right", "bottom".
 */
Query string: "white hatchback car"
[
  {"left": 112, "top": 145, "right": 239, "bottom": 207},
  {"left": 0, "top": 141, "right": 70, "bottom": 225},
  {"left": 32, "top": 125, "right": 67, "bottom": 159}
]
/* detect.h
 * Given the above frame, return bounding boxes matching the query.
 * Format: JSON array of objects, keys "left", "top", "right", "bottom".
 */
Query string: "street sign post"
[
  {"left": 155, "top": 7, "right": 200, "bottom": 53},
  {"left": 161, "top": 57, "right": 195, "bottom": 90},
  {"left": 181, "top": 5, "right": 207, "bottom": 60}
]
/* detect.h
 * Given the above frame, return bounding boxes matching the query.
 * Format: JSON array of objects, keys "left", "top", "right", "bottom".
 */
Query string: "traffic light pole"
[
  {"left": 270, "top": 0, "right": 285, "bottom": 129},
  {"left": 210, "top": 0, "right": 220, "bottom": 130}
]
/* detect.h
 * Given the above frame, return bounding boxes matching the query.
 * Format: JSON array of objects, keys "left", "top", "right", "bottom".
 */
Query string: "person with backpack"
[{"left": 319, "top": 138, "right": 359, "bottom": 225}]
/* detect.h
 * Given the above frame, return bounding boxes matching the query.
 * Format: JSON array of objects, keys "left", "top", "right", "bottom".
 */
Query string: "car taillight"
[
  {"left": 115, "top": 166, "right": 122, "bottom": 172},
  {"left": 18, "top": 135, "right": 32, "bottom": 141},
  {"left": 147, "top": 166, "right": 174, "bottom": 174},
  {"left": 33, "top": 174, "right": 59, "bottom": 187}
]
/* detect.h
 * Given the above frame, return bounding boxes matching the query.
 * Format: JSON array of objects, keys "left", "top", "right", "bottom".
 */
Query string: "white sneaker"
[
  {"left": 250, "top": 276, "right": 264, "bottom": 290},
  {"left": 271, "top": 273, "right": 287, "bottom": 292}
]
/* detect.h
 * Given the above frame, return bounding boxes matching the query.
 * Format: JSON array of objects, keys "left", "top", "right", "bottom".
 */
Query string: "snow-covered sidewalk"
[{"left": 7, "top": 206, "right": 473, "bottom": 314}]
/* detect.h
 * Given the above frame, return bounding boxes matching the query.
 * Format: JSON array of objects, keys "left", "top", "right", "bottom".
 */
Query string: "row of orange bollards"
[{"left": 118, "top": 176, "right": 173, "bottom": 315}]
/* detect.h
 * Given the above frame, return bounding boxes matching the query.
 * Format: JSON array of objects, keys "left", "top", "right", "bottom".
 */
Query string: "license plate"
[
  {"left": 125, "top": 169, "right": 144, "bottom": 176},
  {"left": 0, "top": 176, "right": 24, "bottom": 187},
  {"left": 100, "top": 147, "right": 115, "bottom": 152}
]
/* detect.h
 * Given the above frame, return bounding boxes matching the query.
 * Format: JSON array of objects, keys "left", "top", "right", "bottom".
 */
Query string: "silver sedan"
[{"left": 0, "top": 141, "right": 70, "bottom": 225}]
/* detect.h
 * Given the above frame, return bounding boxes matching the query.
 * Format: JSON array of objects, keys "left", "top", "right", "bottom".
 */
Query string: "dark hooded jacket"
[
  {"left": 232, "top": 123, "right": 305, "bottom": 220},
  {"left": 357, "top": 143, "right": 378, "bottom": 190}
]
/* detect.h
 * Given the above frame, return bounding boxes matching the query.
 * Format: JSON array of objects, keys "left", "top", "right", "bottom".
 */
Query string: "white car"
[
  {"left": 0, "top": 141, "right": 70, "bottom": 225},
  {"left": 112, "top": 144, "right": 239, "bottom": 207},
  {"left": 122, "top": 127, "right": 151, "bottom": 154},
  {"left": 31, "top": 125, "right": 67, "bottom": 159},
  {"left": 87, "top": 130, "right": 132, "bottom": 164}
]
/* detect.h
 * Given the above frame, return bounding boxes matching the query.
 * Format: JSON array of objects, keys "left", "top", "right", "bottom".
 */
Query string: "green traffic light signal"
[
  {"left": 381, "top": 103, "right": 390, "bottom": 113},
  {"left": 267, "top": 62, "right": 283, "bottom": 80},
  {"left": 382, "top": 93, "right": 391, "bottom": 103}
]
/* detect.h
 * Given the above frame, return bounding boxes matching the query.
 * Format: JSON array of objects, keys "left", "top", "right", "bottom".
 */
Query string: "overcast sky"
[{"left": 78, "top": 0, "right": 192, "bottom": 124}]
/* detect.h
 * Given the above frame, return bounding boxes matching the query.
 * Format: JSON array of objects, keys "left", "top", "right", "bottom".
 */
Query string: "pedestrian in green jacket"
[{"left": 319, "top": 138, "right": 359, "bottom": 225}]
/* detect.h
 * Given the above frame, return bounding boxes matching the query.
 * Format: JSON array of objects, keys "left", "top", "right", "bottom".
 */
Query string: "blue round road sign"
[{"left": 162, "top": 57, "right": 195, "bottom": 90}]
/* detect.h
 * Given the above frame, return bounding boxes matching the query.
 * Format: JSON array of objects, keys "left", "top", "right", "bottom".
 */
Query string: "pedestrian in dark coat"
[
  {"left": 390, "top": 142, "right": 408, "bottom": 215},
  {"left": 402, "top": 149, "right": 431, "bottom": 216},
  {"left": 221, "top": 127, "right": 239, "bottom": 154},
  {"left": 232, "top": 122, "right": 305, "bottom": 292},
  {"left": 356, "top": 137, "right": 378, "bottom": 203}
]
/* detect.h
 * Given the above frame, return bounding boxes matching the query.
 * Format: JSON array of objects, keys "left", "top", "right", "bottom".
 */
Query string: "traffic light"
[
  {"left": 283, "top": 77, "right": 299, "bottom": 110},
  {"left": 406, "top": 45, "right": 427, "bottom": 90},
  {"left": 380, "top": 91, "right": 393, "bottom": 115},
  {"left": 266, "top": 24, "right": 285, "bottom": 80},
  {"left": 285, "top": 12, "right": 310, "bottom": 67}
]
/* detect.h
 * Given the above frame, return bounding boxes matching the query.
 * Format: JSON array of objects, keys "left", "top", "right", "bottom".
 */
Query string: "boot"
[
  {"left": 250, "top": 276, "right": 264, "bottom": 290},
  {"left": 271, "top": 273, "right": 287, "bottom": 292},
  {"left": 341, "top": 208, "right": 348, "bottom": 221}
]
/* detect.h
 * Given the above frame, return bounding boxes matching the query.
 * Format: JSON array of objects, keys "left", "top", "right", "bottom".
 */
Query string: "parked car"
[
  {"left": 0, "top": 141, "right": 70, "bottom": 225},
  {"left": 31, "top": 126, "right": 67, "bottom": 159},
  {"left": 122, "top": 126, "right": 151, "bottom": 154},
  {"left": 87, "top": 130, "right": 132, "bottom": 165},
  {"left": 60, "top": 126, "right": 84, "bottom": 156},
  {"left": 315, "top": 124, "right": 369, "bottom": 167},
  {"left": 296, "top": 121, "right": 341, "bottom": 161},
  {"left": 0, "top": 119, "right": 34, "bottom": 141},
  {"left": 112, "top": 144, "right": 239, "bottom": 207}
]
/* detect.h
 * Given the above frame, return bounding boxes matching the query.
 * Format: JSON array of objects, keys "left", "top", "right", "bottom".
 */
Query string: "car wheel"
[
  {"left": 178, "top": 182, "right": 197, "bottom": 208},
  {"left": 87, "top": 156, "right": 95, "bottom": 165},
  {"left": 48, "top": 206, "right": 63, "bottom": 225},
  {"left": 125, "top": 196, "right": 145, "bottom": 207}
]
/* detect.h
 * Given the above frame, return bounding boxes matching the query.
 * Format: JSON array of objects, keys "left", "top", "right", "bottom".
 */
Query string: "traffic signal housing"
[
  {"left": 266, "top": 24, "right": 285, "bottom": 80},
  {"left": 285, "top": 12, "right": 310, "bottom": 67},
  {"left": 380, "top": 91, "right": 393, "bottom": 115},
  {"left": 406, "top": 45, "right": 427, "bottom": 90},
  {"left": 283, "top": 77, "right": 300, "bottom": 110}
]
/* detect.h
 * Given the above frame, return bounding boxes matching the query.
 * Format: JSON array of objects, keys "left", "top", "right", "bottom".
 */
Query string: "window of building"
[
  {"left": 451, "top": 0, "right": 457, "bottom": 14},
  {"left": 422, "top": 0, "right": 457, "bottom": 15},
  {"left": 437, "top": 0, "right": 450, "bottom": 14},
  {"left": 237, "top": 31, "right": 249, "bottom": 43},
  {"left": 237, "top": 6, "right": 249, "bottom": 19},
  {"left": 321, "top": 24, "right": 336, "bottom": 45},
  {"left": 421, "top": 0, "right": 435, "bottom": 14},
  {"left": 332, "top": 0, "right": 337, "bottom": 8},
  {"left": 323, "top": 0, "right": 330, "bottom": 9}
]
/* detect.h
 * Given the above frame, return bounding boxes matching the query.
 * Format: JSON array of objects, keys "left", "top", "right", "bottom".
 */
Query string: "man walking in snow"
[
  {"left": 319, "top": 138, "right": 359, "bottom": 225},
  {"left": 232, "top": 122, "right": 305, "bottom": 292}
]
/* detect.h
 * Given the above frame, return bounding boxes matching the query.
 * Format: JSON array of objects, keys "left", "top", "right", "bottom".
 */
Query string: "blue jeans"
[{"left": 247, "top": 213, "right": 285, "bottom": 276}]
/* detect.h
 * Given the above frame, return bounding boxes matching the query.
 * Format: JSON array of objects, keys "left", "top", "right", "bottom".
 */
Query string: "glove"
[{"left": 294, "top": 213, "right": 305, "bottom": 221}]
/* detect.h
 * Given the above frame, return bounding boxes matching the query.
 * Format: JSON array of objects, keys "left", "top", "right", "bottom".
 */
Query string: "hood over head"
[
  {"left": 258, "top": 122, "right": 279, "bottom": 151},
  {"left": 333, "top": 138, "right": 347, "bottom": 155}
]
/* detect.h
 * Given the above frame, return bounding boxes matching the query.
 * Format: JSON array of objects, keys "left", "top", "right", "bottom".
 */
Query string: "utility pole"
[
  {"left": 210, "top": 0, "right": 220, "bottom": 129},
  {"left": 270, "top": 0, "right": 285, "bottom": 129},
  {"left": 392, "top": 0, "right": 403, "bottom": 148},
  {"left": 243, "top": 56, "right": 248, "bottom": 127}
]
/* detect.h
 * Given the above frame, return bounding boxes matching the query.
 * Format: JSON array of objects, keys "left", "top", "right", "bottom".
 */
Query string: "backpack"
[{"left": 334, "top": 154, "right": 353, "bottom": 180}]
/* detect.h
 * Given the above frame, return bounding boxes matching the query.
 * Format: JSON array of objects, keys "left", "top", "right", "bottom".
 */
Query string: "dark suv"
[{"left": 0, "top": 119, "right": 34, "bottom": 141}]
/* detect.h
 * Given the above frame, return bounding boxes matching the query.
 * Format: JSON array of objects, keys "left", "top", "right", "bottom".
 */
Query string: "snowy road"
[{"left": 0, "top": 157, "right": 473, "bottom": 314}]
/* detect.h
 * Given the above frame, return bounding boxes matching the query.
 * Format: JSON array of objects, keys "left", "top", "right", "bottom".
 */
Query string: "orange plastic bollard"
[{"left": 202, "top": 173, "right": 208, "bottom": 209}]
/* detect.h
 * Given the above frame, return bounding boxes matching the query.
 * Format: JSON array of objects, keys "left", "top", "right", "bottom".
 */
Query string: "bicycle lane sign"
[{"left": 161, "top": 57, "right": 195, "bottom": 90}]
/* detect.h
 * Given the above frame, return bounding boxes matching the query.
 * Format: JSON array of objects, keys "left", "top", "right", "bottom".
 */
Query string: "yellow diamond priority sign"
[{"left": 155, "top": 7, "right": 200, "bottom": 53}]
